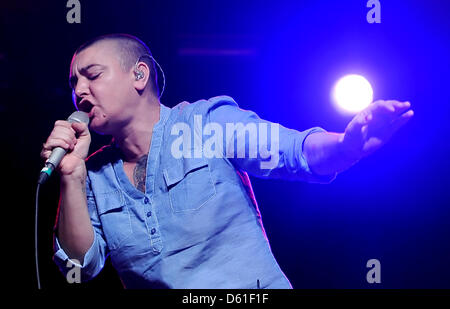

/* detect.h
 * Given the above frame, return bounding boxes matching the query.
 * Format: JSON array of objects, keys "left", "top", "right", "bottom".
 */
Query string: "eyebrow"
[
  {"left": 79, "top": 63, "right": 106, "bottom": 73},
  {"left": 69, "top": 64, "right": 106, "bottom": 88}
]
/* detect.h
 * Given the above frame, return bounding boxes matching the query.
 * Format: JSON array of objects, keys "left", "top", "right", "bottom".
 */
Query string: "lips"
[
  {"left": 78, "top": 99, "right": 94, "bottom": 114},
  {"left": 88, "top": 106, "right": 97, "bottom": 119}
]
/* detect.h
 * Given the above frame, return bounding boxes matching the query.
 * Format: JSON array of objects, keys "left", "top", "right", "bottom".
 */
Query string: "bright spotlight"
[{"left": 332, "top": 74, "right": 373, "bottom": 114}]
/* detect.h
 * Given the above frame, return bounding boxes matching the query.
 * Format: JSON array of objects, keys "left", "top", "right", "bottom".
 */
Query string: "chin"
[{"left": 89, "top": 119, "right": 110, "bottom": 136}]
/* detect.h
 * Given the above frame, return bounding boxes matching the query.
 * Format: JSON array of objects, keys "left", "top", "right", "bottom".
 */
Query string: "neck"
[{"left": 114, "top": 97, "right": 161, "bottom": 163}]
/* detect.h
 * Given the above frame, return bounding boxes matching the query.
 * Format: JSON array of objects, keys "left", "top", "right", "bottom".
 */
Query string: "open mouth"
[{"left": 78, "top": 99, "right": 94, "bottom": 114}]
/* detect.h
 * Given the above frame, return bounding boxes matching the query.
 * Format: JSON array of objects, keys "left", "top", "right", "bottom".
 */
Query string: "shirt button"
[
  {"left": 144, "top": 197, "right": 149, "bottom": 204},
  {"left": 146, "top": 211, "right": 152, "bottom": 217},
  {"left": 150, "top": 228, "right": 156, "bottom": 235}
]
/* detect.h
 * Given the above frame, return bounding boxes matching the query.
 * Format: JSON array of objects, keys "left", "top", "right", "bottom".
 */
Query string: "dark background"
[{"left": 1, "top": 0, "right": 449, "bottom": 289}]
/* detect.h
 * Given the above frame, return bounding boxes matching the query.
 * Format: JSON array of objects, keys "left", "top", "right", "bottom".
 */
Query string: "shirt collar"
[{"left": 109, "top": 103, "right": 171, "bottom": 150}]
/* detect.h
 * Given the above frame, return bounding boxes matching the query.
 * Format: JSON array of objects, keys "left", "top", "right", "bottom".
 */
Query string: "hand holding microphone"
[{"left": 39, "top": 111, "right": 90, "bottom": 184}]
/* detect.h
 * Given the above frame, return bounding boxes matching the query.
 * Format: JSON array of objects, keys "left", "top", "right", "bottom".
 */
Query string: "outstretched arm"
[{"left": 303, "top": 100, "right": 414, "bottom": 176}]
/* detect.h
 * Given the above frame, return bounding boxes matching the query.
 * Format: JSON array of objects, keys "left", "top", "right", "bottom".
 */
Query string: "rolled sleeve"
[
  {"left": 53, "top": 232, "right": 106, "bottom": 282},
  {"left": 300, "top": 127, "right": 337, "bottom": 184}
]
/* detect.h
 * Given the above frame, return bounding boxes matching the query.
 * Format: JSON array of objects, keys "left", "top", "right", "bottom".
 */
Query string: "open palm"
[{"left": 341, "top": 100, "right": 414, "bottom": 160}]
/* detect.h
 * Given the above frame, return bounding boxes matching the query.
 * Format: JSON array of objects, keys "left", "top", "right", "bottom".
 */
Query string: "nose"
[
  {"left": 72, "top": 78, "right": 90, "bottom": 109},
  {"left": 74, "top": 77, "right": 90, "bottom": 99}
]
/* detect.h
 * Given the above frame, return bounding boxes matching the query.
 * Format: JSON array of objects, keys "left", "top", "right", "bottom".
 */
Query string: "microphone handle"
[
  {"left": 38, "top": 114, "right": 86, "bottom": 184},
  {"left": 38, "top": 148, "right": 66, "bottom": 184},
  {"left": 46, "top": 147, "right": 68, "bottom": 172}
]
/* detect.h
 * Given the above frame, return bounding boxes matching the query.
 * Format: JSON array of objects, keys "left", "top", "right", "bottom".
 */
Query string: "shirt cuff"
[
  {"left": 301, "top": 127, "right": 337, "bottom": 184},
  {"left": 53, "top": 232, "right": 98, "bottom": 269}
]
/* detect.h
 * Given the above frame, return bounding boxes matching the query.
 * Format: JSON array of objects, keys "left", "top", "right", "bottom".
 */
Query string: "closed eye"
[
  {"left": 88, "top": 73, "right": 101, "bottom": 80},
  {"left": 69, "top": 66, "right": 104, "bottom": 89}
]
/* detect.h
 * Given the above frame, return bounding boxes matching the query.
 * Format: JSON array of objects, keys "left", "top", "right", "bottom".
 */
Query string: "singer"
[{"left": 40, "top": 33, "right": 414, "bottom": 288}]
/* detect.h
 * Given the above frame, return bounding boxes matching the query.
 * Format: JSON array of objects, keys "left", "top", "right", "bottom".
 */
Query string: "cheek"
[
  {"left": 92, "top": 74, "right": 134, "bottom": 115},
  {"left": 92, "top": 83, "right": 118, "bottom": 109},
  {"left": 113, "top": 82, "right": 136, "bottom": 109}
]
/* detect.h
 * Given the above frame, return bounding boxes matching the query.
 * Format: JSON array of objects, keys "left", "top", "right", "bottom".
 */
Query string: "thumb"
[
  {"left": 347, "top": 110, "right": 371, "bottom": 135},
  {"left": 71, "top": 122, "right": 90, "bottom": 137}
]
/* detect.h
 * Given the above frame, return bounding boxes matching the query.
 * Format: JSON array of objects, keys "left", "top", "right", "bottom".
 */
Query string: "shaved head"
[{"left": 74, "top": 33, "right": 159, "bottom": 96}]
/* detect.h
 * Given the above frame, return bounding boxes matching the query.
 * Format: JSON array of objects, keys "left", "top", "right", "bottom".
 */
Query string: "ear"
[{"left": 132, "top": 61, "right": 150, "bottom": 92}]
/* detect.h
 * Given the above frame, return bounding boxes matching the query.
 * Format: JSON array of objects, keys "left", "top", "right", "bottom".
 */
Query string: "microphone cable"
[{"left": 35, "top": 183, "right": 42, "bottom": 290}]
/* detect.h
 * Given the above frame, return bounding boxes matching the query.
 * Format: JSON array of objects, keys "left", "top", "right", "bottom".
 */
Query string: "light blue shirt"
[{"left": 53, "top": 95, "right": 336, "bottom": 288}]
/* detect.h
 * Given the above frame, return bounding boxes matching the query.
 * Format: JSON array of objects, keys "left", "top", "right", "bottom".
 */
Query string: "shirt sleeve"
[
  {"left": 52, "top": 175, "right": 109, "bottom": 282},
  {"left": 201, "top": 95, "right": 337, "bottom": 184}
]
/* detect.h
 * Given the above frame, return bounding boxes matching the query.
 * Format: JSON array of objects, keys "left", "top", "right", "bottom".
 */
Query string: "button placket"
[
  {"left": 144, "top": 197, "right": 152, "bottom": 217},
  {"left": 143, "top": 196, "right": 162, "bottom": 253},
  {"left": 138, "top": 107, "right": 169, "bottom": 255}
]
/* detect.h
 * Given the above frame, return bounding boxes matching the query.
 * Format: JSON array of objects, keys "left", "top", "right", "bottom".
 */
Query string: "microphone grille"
[{"left": 68, "top": 111, "right": 90, "bottom": 125}]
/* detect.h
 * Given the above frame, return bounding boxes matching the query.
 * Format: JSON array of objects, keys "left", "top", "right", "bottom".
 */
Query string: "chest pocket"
[
  {"left": 163, "top": 158, "right": 216, "bottom": 213},
  {"left": 96, "top": 190, "right": 133, "bottom": 251}
]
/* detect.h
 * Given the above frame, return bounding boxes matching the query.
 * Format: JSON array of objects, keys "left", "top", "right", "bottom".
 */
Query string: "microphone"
[{"left": 38, "top": 111, "right": 89, "bottom": 184}]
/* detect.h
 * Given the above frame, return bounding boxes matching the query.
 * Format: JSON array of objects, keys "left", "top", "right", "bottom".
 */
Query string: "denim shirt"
[{"left": 53, "top": 95, "right": 336, "bottom": 288}]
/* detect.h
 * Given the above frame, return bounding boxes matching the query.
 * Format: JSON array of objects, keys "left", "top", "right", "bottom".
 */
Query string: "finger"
[
  {"left": 43, "top": 138, "right": 72, "bottom": 152},
  {"left": 40, "top": 149, "right": 52, "bottom": 160},
  {"left": 392, "top": 109, "right": 414, "bottom": 127},
  {"left": 384, "top": 101, "right": 413, "bottom": 125},
  {"left": 54, "top": 120, "right": 77, "bottom": 134},
  {"left": 371, "top": 100, "right": 395, "bottom": 114},
  {"left": 390, "top": 100, "right": 411, "bottom": 115},
  {"left": 48, "top": 127, "right": 77, "bottom": 145},
  {"left": 54, "top": 124, "right": 76, "bottom": 136},
  {"left": 346, "top": 110, "right": 372, "bottom": 138},
  {"left": 369, "top": 100, "right": 410, "bottom": 125},
  {"left": 71, "top": 122, "right": 89, "bottom": 137},
  {"left": 388, "top": 109, "right": 414, "bottom": 133},
  {"left": 360, "top": 100, "right": 386, "bottom": 123},
  {"left": 45, "top": 136, "right": 75, "bottom": 150},
  {"left": 392, "top": 100, "right": 410, "bottom": 108},
  {"left": 378, "top": 100, "right": 411, "bottom": 115}
]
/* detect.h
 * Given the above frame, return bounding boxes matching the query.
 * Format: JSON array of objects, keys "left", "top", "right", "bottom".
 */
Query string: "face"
[{"left": 69, "top": 41, "right": 137, "bottom": 135}]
